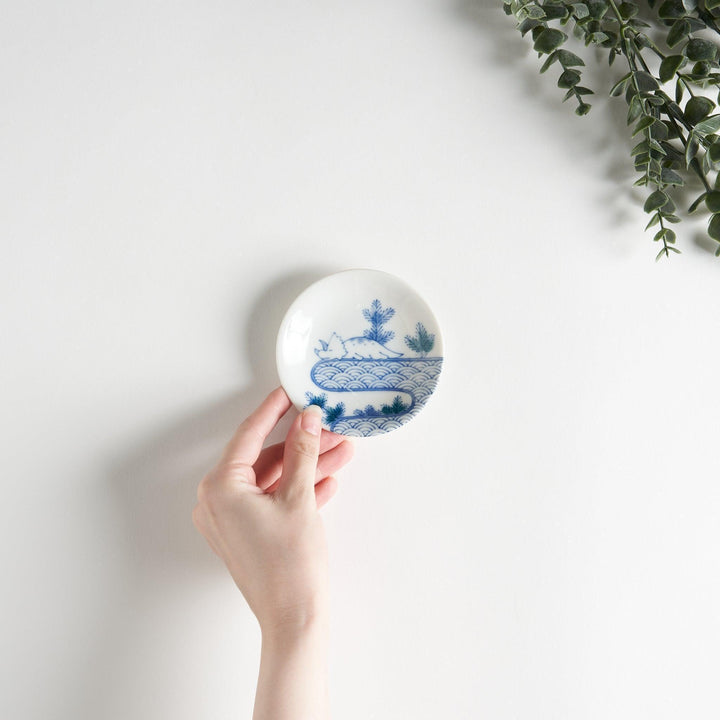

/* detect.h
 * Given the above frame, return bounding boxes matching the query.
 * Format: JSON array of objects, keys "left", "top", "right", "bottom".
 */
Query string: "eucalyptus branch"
[{"left": 505, "top": 0, "right": 720, "bottom": 258}]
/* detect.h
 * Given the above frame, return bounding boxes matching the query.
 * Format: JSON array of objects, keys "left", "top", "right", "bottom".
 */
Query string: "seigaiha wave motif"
[{"left": 309, "top": 357, "right": 442, "bottom": 437}]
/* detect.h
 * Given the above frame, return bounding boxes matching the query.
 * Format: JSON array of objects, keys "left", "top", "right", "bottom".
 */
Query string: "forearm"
[{"left": 253, "top": 618, "right": 330, "bottom": 720}]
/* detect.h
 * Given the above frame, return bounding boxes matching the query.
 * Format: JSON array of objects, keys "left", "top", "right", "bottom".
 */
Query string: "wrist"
[{"left": 260, "top": 605, "right": 329, "bottom": 646}]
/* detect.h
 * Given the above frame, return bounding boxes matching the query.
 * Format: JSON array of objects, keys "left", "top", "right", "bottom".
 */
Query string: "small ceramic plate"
[{"left": 276, "top": 269, "right": 443, "bottom": 437}]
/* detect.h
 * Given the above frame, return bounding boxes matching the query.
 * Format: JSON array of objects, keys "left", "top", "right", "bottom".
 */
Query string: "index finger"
[{"left": 220, "top": 387, "right": 293, "bottom": 467}]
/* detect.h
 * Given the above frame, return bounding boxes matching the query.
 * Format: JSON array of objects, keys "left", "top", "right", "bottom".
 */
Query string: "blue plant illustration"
[
  {"left": 404, "top": 322, "right": 435, "bottom": 357},
  {"left": 381, "top": 395, "right": 408, "bottom": 415},
  {"left": 355, "top": 404, "right": 382, "bottom": 418},
  {"left": 324, "top": 402, "right": 345, "bottom": 424},
  {"left": 304, "top": 391, "right": 328, "bottom": 409},
  {"left": 362, "top": 299, "right": 396, "bottom": 345}
]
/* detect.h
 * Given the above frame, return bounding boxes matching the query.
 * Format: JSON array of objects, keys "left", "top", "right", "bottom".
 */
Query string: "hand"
[{"left": 192, "top": 387, "right": 354, "bottom": 633}]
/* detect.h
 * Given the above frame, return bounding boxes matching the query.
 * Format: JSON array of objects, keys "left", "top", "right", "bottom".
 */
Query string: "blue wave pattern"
[{"left": 310, "top": 357, "right": 442, "bottom": 437}]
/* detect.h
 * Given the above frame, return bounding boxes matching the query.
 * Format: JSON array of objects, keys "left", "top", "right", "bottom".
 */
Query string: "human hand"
[{"left": 192, "top": 387, "right": 354, "bottom": 634}]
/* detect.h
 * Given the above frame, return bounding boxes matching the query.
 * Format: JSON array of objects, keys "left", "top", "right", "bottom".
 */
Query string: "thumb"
[{"left": 277, "top": 405, "right": 324, "bottom": 505}]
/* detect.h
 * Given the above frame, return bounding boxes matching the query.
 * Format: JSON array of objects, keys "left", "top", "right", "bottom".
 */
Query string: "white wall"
[{"left": 2, "top": 2, "right": 719, "bottom": 718}]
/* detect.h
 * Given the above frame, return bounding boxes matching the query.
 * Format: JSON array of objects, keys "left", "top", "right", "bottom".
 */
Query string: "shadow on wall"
[{"left": 58, "top": 266, "right": 332, "bottom": 718}]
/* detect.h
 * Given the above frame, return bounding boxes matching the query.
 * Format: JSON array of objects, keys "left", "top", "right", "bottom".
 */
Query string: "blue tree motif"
[
  {"left": 355, "top": 404, "right": 381, "bottom": 418},
  {"left": 362, "top": 299, "right": 395, "bottom": 345},
  {"left": 304, "top": 392, "right": 328, "bottom": 409},
  {"left": 381, "top": 395, "right": 408, "bottom": 415},
  {"left": 324, "top": 402, "right": 345, "bottom": 424},
  {"left": 404, "top": 322, "right": 435, "bottom": 357}
]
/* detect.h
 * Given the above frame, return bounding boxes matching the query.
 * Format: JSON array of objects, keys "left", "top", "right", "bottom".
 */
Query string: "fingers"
[
  {"left": 276, "top": 405, "right": 323, "bottom": 505},
  {"left": 254, "top": 430, "right": 347, "bottom": 490},
  {"left": 259, "top": 435, "right": 354, "bottom": 493},
  {"left": 314, "top": 476, "right": 338, "bottom": 509},
  {"left": 220, "top": 388, "right": 291, "bottom": 469}
]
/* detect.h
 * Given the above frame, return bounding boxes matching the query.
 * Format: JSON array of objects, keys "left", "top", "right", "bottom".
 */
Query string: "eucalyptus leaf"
[
  {"left": 685, "top": 133, "right": 700, "bottom": 167},
  {"left": 627, "top": 95, "right": 642, "bottom": 124},
  {"left": 667, "top": 19, "right": 690, "bottom": 48},
  {"left": 644, "top": 189, "right": 669, "bottom": 212},
  {"left": 685, "top": 96, "right": 715, "bottom": 124},
  {"left": 706, "top": 191, "right": 720, "bottom": 213},
  {"left": 534, "top": 27, "right": 568, "bottom": 53},
  {"left": 633, "top": 116, "right": 655, "bottom": 135},
  {"left": 543, "top": 5, "right": 568, "bottom": 20},
  {"left": 525, "top": 3, "right": 547, "bottom": 19},
  {"left": 651, "top": 119, "right": 669, "bottom": 141},
  {"left": 556, "top": 49, "right": 585, "bottom": 66},
  {"left": 610, "top": 72, "right": 631, "bottom": 96},
  {"left": 635, "top": 71, "right": 659, "bottom": 92},
  {"left": 540, "top": 51, "right": 559, "bottom": 73},
  {"left": 519, "top": 18, "right": 541, "bottom": 36},
  {"left": 558, "top": 69, "right": 581, "bottom": 88},
  {"left": 708, "top": 213, "right": 720, "bottom": 241},
  {"left": 659, "top": 55, "right": 685, "bottom": 83},
  {"left": 645, "top": 213, "right": 661, "bottom": 229},
  {"left": 586, "top": 0, "right": 609, "bottom": 18},
  {"left": 684, "top": 39, "right": 718, "bottom": 63},
  {"left": 709, "top": 143, "right": 720, "bottom": 163},
  {"left": 631, "top": 139, "right": 650, "bottom": 156},
  {"left": 695, "top": 115, "right": 720, "bottom": 135},
  {"left": 658, "top": 0, "right": 685, "bottom": 18},
  {"left": 618, "top": 1, "right": 639, "bottom": 18},
  {"left": 661, "top": 167, "right": 684, "bottom": 185},
  {"left": 688, "top": 192, "right": 707, "bottom": 213}
]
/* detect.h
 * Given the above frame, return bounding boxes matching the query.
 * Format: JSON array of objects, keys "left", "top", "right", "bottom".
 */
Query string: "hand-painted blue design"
[
  {"left": 304, "top": 392, "right": 328, "bottom": 409},
  {"left": 353, "top": 395, "right": 409, "bottom": 418},
  {"left": 307, "top": 357, "right": 442, "bottom": 436},
  {"left": 404, "top": 322, "right": 435, "bottom": 357},
  {"left": 362, "top": 299, "right": 395, "bottom": 345},
  {"left": 315, "top": 332, "right": 402, "bottom": 360},
  {"left": 304, "top": 299, "right": 442, "bottom": 436},
  {"left": 323, "top": 401, "right": 346, "bottom": 424}
]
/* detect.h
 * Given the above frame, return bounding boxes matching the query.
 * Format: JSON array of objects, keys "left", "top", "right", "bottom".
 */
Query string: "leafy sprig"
[{"left": 504, "top": 0, "right": 720, "bottom": 258}]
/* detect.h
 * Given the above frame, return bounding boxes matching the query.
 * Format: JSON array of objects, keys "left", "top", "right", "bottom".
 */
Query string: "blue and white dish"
[{"left": 276, "top": 269, "right": 443, "bottom": 437}]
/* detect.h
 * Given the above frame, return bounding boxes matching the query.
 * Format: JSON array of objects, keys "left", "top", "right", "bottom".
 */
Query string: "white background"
[{"left": 2, "top": 2, "right": 719, "bottom": 718}]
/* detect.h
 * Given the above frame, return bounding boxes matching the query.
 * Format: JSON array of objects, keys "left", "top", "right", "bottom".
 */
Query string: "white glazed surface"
[{"left": 276, "top": 269, "right": 443, "bottom": 436}]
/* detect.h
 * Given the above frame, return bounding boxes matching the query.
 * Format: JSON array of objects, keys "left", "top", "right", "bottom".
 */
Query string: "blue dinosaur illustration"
[{"left": 315, "top": 332, "right": 403, "bottom": 360}]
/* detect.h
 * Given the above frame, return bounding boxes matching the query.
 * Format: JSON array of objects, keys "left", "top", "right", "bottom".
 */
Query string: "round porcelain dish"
[{"left": 276, "top": 269, "right": 443, "bottom": 437}]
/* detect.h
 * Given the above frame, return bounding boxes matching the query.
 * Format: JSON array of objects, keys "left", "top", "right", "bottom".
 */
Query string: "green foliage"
[
  {"left": 506, "top": 0, "right": 720, "bottom": 258},
  {"left": 404, "top": 322, "right": 436, "bottom": 356}
]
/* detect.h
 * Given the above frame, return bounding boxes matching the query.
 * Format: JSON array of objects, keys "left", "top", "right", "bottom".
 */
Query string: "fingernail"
[{"left": 301, "top": 405, "right": 323, "bottom": 435}]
